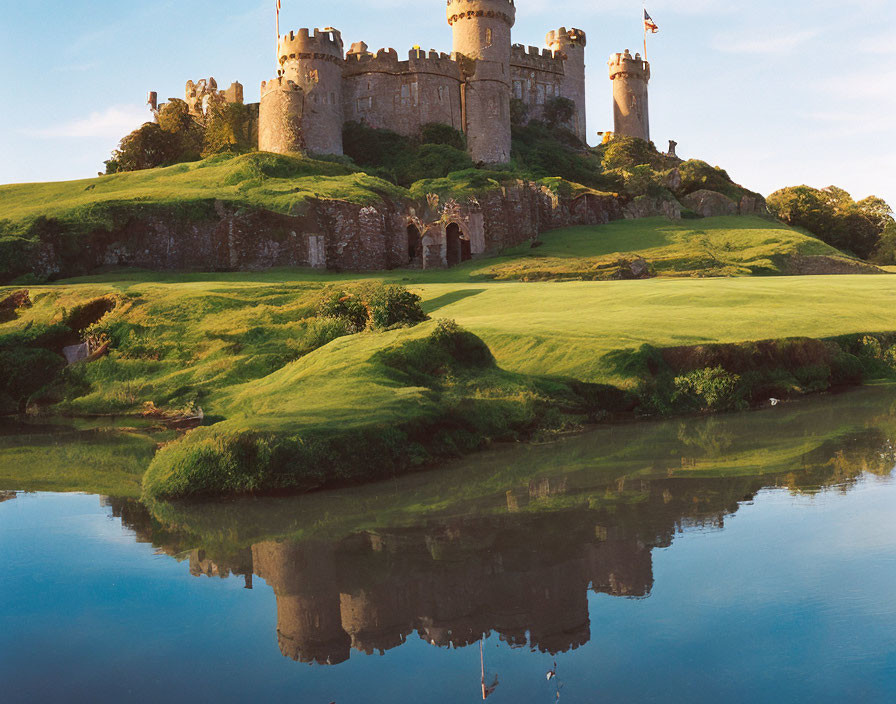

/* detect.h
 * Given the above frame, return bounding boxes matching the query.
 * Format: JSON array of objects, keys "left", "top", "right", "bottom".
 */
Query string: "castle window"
[
  {"left": 357, "top": 96, "right": 372, "bottom": 111},
  {"left": 330, "top": 92, "right": 336, "bottom": 105},
  {"left": 513, "top": 80, "right": 523, "bottom": 99},
  {"left": 437, "top": 85, "right": 446, "bottom": 102},
  {"left": 400, "top": 82, "right": 419, "bottom": 107},
  {"left": 486, "top": 28, "right": 492, "bottom": 46},
  {"left": 536, "top": 83, "right": 545, "bottom": 105}
]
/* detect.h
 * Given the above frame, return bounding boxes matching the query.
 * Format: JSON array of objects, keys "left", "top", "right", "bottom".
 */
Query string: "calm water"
[{"left": 2, "top": 388, "right": 896, "bottom": 703}]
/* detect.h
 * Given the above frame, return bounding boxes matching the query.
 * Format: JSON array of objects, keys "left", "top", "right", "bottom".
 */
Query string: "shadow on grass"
[{"left": 423, "top": 288, "right": 487, "bottom": 314}]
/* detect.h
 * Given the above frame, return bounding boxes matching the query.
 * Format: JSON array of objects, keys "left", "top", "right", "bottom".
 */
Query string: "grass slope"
[
  {"left": 3, "top": 215, "right": 896, "bottom": 497},
  {"left": 471, "top": 216, "right": 865, "bottom": 280},
  {"left": 0, "top": 152, "right": 405, "bottom": 230}
]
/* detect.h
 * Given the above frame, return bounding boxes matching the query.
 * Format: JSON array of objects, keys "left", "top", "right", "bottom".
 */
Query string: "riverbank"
[{"left": 3, "top": 217, "right": 896, "bottom": 499}]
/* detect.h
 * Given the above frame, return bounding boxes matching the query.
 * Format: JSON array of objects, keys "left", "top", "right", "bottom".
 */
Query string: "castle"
[{"left": 151, "top": 0, "right": 652, "bottom": 162}]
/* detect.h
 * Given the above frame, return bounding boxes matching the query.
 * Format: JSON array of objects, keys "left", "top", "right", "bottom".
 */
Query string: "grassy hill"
[
  {"left": 2, "top": 209, "right": 894, "bottom": 499},
  {"left": 447, "top": 216, "right": 876, "bottom": 280}
]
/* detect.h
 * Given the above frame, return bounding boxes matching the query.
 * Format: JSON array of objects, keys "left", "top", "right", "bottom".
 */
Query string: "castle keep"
[{"left": 159, "top": 1, "right": 652, "bottom": 164}]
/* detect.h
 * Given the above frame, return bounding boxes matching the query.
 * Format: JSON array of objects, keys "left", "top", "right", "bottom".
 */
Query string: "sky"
[{"left": 1, "top": 0, "right": 894, "bottom": 204}]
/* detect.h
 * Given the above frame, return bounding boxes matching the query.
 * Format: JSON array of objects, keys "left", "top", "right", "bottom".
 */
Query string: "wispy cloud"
[
  {"left": 712, "top": 29, "right": 821, "bottom": 54},
  {"left": 25, "top": 105, "right": 149, "bottom": 139}
]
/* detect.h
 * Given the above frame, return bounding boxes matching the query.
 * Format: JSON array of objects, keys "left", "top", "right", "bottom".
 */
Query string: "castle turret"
[
  {"left": 260, "top": 28, "right": 345, "bottom": 155},
  {"left": 259, "top": 77, "right": 305, "bottom": 154},
  {"left": 447, "top": 0, "right": 516, "bottom": 164},
  {"left": 608, "top": 49, "right": 650, "bottom": 141},
  {"left": 546, "top": 27, "right": 587, "bottom": 143}
]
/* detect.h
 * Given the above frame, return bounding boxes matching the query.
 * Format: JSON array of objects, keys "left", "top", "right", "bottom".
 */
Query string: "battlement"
[
  {"left": 278, "top": 28, "right": 344, "bottom": 66},
  {"left": 343, "top": 47, "right": 463, "bottom": 80},
  {"left": 446, "top": 0, "right": 516, "bottom": 27},
  {"left": 260, "top": 76, "right": 302, "bottom": 99},
  {"left": 608, "top": 49, "right": 649, "bottom": 80},
  {"left": 510, "top": 43, "right": 564, "bottom": 73},
  {"left": 546, "top": 27, "right": 586, "bottom": 49}
]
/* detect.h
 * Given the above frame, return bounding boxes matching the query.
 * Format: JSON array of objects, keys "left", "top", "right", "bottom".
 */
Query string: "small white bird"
[{"left": 770, "top": 398, "right": 780, "bottom": 406}]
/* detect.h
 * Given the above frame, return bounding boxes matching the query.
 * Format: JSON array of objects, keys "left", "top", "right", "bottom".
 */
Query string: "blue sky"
[{"left": 1, "top": 0, "right": 894, "bottom": 204}]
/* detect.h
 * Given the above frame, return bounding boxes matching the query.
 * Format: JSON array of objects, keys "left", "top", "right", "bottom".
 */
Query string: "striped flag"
[{"left": 644, "top": 9, "right": 659, "bottom": 34}]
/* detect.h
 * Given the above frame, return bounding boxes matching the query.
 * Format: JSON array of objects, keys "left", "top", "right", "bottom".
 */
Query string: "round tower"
[
  {"left": 608, "top": 49, "right": 650, "bottom": 142},
  {"left": 546, "top": 27, "right": 587, "bottom": 143},
  {"left": 446, "top": 0, "right": 516, "bottom": 164},
  {"left": 259, "top": 77, "right": 305, "bottom": 154},
  {"left": 276, "top": 28, "right": 345, "bottom": 155}
]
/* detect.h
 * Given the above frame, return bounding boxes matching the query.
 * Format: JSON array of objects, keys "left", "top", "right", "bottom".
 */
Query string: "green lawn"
[
  {"left": 0, "top": 152, "right": 405, "bottom": 226},
  {"left": 4, "top": 213, "right": 896, "bottom": 497},
  {"left": 471, "top": 215, "right": 856, "bottom": 279}
]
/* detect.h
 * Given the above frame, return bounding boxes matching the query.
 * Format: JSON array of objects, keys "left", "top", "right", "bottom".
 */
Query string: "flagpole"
[
  {"left": 276, "top": 1, "right": 281, "bottom": 71},
  {"left": 642, "top": 2, "right": 647, "bottom": 60}
]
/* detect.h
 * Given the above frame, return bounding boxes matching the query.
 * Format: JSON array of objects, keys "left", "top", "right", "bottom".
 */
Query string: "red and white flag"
[{"left": 644, "top": 9, "right": 659, "bottom": 34}]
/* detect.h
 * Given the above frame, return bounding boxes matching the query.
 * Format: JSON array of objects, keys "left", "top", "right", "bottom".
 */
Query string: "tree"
[
  {"left": 203, "top": 95, "right": 253, "bottom": 156},
  {"left": 768, "top": 185, "right": 894, "bottom": 260},
  {"left": 105, "top": 122, "right": 181, "bottom": 173},
  {"left": 542, "top": 97, "right": 575, "bottom": 129}
]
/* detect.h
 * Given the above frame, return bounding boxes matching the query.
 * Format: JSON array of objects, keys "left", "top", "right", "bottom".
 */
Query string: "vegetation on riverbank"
[{"left": 4, "top": 261, "right": 896, "bottom": 497}]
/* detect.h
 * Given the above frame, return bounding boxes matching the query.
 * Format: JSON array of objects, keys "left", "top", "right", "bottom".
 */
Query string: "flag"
[{"left": 644, "top": 10, "right": 658, "bottom": 34}]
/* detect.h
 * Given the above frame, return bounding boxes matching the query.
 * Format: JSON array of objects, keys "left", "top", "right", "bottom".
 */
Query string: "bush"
[
  {"left": 542, "top": 97, "right": 576, "bottom": 129},
  {"left": 317, "top": 283, "right": 427, "bottom": 332},
  {"left": 599, "top": 136, "right": 658, "bottom": 171},
  {"left": 410, "top": 144, "right": 474, "bottom": 181},
  {"left": 672, "top": 366, "right": 745, "bottom": 411},
  {"left": 420, "top": 123, "right": 466, "bottom": 151}
]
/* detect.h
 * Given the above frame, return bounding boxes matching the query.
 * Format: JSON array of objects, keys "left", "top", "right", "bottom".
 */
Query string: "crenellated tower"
[
  {"left": 260, "top": 28, "right": 345, "bottom": 155},
  {"left": 608, "top": 49, "right": 650, "bottom": 141},
  {"left": 446, "top": 0, "right": 516, "bottom": 164},
  {"left": 546, "top": 27, "right": 586, "bottom": 143}
]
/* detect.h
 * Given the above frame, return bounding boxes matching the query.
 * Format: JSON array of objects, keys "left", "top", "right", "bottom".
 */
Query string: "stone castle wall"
[
  {"left": 343, "top": 49, "right": 465, "bottom": 135},
  {"left": 22, "top": 184, "right": 624, "bottom": 280}
]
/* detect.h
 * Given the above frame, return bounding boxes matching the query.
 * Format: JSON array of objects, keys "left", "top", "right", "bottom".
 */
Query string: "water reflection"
[{"left": 97, "top": 387, "right": 896, "bottom": 668}]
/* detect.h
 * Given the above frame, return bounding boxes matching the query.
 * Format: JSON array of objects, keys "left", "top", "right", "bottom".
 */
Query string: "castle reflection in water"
[{"left": 101, "top": 390, "right": 896, "bottom": 667}]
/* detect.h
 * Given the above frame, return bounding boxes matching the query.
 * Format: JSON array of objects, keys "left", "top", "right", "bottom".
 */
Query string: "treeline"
[
  {"left": 767, "top": 186, "right": 894, "bottom": 261},
  {"left": 104, "top": 97, "right": 254, "bottom": 174}
]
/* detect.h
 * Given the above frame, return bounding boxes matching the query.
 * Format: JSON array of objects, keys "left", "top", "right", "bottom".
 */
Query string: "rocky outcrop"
[
  {"left": 680, "top": 189, "right": 770, "bottom": 218},
  {"left": 681, "top": 189, "right": 738, "bottom": 217},
  {"left": 623, "top": 195, "right": 682, "bottom": 220}
]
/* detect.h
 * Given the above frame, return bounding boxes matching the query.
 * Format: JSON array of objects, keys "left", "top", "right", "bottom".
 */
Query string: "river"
[{"left": 2, "top": 387, "right": 896, "bottom": 702}]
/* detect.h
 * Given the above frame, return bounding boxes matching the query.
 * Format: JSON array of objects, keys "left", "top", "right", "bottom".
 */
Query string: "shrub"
[
  {"left": 317, "top": 283, "right": 427, "bottom": 332},
  {"left": 543, "top": 97, "right": 576, "bottom": 129},
  {"left": 672, "top": 366, "right": 745, "bottom": 411},
  {"left": 599, "top": 135, "right": 658, "bottom": 171},
  {"left": 409, "top": 144, "right": 474, "bottom": 181},
  {"left": 420, "top": 122, "right": 466, "bottom": 151}
]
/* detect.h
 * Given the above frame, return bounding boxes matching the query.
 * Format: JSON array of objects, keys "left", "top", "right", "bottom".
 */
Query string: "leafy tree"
[
  {"left": 768, "top": 185, "right": 894, "bottom": 260},
  {"left": 203, "top": 96, "right": 253, "bottom": 156},
  {"left": 542, "top": 97, "right": 576, "bottom": 130},
  {"left": 105, "top": 122, "right": 182, "bottom": 173}
]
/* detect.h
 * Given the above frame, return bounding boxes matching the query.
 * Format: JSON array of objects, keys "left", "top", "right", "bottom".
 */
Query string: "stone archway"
[
  {"left": 445, "top": 222, "right": 471, "bottom": 267},
  {"left": 406, "top": 223, "right": 422, "bottom": 264}
]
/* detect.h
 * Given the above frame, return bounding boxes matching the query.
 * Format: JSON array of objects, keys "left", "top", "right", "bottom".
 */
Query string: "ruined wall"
[
  {"left": 343, "top": 48, "right": 464, "bottom": 135},
  {"left": 609, "top": 49, "right": 650, "bottom": 141},
  {"left": 19, "top": 184, "right": 624, "bottom": 280}
]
